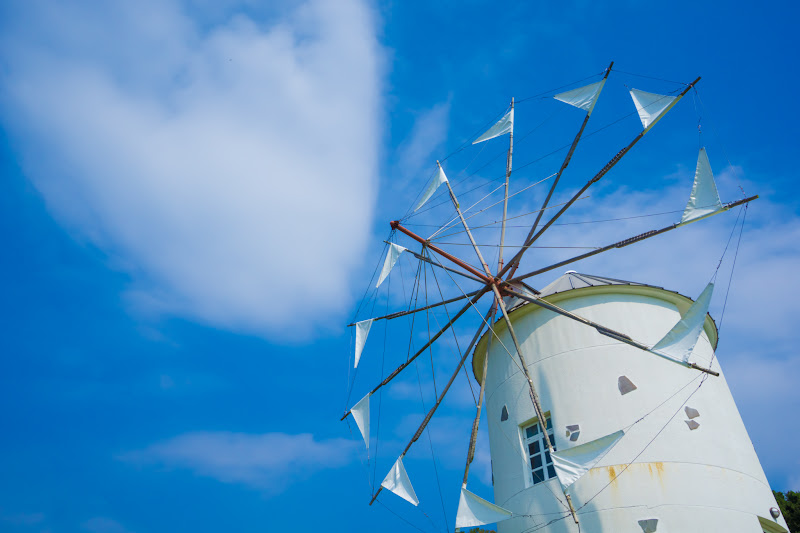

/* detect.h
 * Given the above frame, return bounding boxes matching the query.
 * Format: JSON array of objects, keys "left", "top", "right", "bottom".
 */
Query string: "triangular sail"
[
  {"left": 681, "top": 148, "right": 723, "bottom": 224},
  {"left": 554, "top": 80, "right": 606, "bottom": 114},
  {"left": 413, "top": 166, "right": 448, "bottom": 212},
  {"left": 381, "top": 457, "right": 419, "bottom": 506},
  {"left": 630, "top": 89, "right": 677, "bottom": 130},
  {"left": 651, "top": 282, "right": 714, "bottom": 363},
  {"left": 376, "top": 243, "right": 408, "bottom": 288},
  {"left": 552, "top": 430, "right": 624, "bottom": 490},
  {"left": 473, "top": 108, "right": 514, "bottom": 144},
  {"left": 351, "top": 393, "right": 370, "bottom": 450},
  {"left": 455, "top": 487, "right": 513, "bottom": 528},
  {"left": 354, "top": 319, "right": 373, "bottom": 368}
]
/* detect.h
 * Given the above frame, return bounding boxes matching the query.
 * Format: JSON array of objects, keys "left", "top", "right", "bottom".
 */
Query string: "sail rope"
[
  {"left": 425, "top": 250, "right": 479, "bottom": 406},
  {"left": 717, "top": 205, "right": 747, "bottom": 332},
  {"left": 428, "top": 173, "right": 557, "bottom": 240},
  {"left": 693, "top": 88, "right": 748, "bottom": 198},
  {"left": 342, "top": 237, "right": 389, "bottom": 413},
  {"left": 370, "top": 273, "right": 391, "bottom": 493},
  {"left": 405, "top": 105, "right": 565, "bottom": 222},
  {"left": 613, "top": 69, "right": 690, "bottom": 86},
  {"left": 515, "top": 70, "right": 607, "bottom": 103},
  {"left": 413, "top": 352, "right": 450, "bottom": 531},
  {"left": 375, "top": 499, "right": 435, "bottom": 533},
  {"left": 575, "top": 373, "right": 706, "bottom": 512}
]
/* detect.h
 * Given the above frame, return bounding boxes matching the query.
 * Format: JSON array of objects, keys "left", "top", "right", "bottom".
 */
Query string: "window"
[{"left": 522, "top": 416, "right": 556, "bottom": 485}]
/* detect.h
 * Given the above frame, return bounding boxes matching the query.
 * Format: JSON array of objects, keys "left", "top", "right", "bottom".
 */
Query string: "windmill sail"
[
  {"left": 554, "top": 80, "right": 606, "bottom": 114},
  {"left": 381, "top": 457, "right": 419, "bottom": 505},
  {"left": 630, "top": 89, "right": 677, "bottom": 130},
  {"left": 681, "top": 148, "right": 724, "bottom": 224},
  {"left": 413, "top": 166, "right": 448, "bottom": 212},
  {"left": 552, "top": 430, "right": 624, "bottom": 490},
  {"left": 455, "top": 487, "right": 513, "bottom": 528},
  {"left": 651, "top": 282, "right": 714, "bottom": 363},
  {"left": 354, "top": 319, "right": 373, "bottom": 368},
  {"left": 376, "top": 243, "right": 408, "bottom": 288},
  {"left": 473, "top": 108, "right": 514, "bottom": 144},
  {"left": 351, "top": 393, "right": 370, "bottom": 450}
]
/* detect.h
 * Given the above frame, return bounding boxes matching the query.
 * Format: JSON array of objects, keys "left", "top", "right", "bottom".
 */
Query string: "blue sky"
[{"left": 1, "top": 1, "right": 798, "bottom": 532}]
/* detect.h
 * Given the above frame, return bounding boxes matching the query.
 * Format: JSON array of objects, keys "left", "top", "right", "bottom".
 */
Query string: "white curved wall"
[{"left": 474, "top": 285, "right": 788, "bottom": 533}]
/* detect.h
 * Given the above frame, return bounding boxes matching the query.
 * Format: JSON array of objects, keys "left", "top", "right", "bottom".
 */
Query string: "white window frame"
[{"left": 521, "top": 414, "right": 557, "bottom": 487}]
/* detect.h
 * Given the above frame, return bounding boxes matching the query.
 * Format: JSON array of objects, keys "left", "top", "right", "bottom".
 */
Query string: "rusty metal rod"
[
  {"left": 391, "top": 221, "right": 493, "bottom": 284},
  {"left": 346, "top": 289, "right": 482, "bottom": 327}
]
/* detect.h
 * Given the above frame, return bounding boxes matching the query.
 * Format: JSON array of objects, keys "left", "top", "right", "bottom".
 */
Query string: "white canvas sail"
[
  {"left": 552, "top": 430, "right": 624, "bottom": 490},
  {"left": 630, "top": 89, "right": 677, "bottom": 130},
  {"left": 381, "top": 457, "right": 419, "bottom": 506},
  {"left": 681, "top": 148, "right": 723, "bottom": 224},
  {"left": 351, "top": 393, "right": 370, "bottom": 450},
  {"left": 455, "top": 487, "right": 513, "bottom": 528},
  {"left": 376, "top": 243, "right": 408, "bottom": 288},
  {"left": 473, "top": 108, "right": 514, "bottom": 144},
  {"left": 651, "top": 282, "right": 714, "bottom": 363},
  {"left": 554, "top": 80, "right": 606, "bottom": 114},
  {"left": 354, "top": 318, "right": 373, "bottom": 368},
  {"left": 413, "top": 166, "right": 448, "bottom": 212}
]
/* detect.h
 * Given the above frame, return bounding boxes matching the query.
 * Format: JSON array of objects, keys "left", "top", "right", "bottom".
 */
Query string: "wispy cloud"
[
  {"left": 121, "top": 432, "right": 357, "bottom": 494},
  {"left": 0, "top": 0, "right": 383, "bottom": 340}
]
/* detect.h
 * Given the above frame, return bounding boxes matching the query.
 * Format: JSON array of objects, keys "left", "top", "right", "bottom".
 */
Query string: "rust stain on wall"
[{"left": 606, "top": 465, "right": 617, "bottom": 484}]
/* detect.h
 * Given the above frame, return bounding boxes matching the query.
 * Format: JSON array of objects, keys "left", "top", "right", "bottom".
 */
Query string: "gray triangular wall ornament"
[
  {"left": 638, "top": 518, "right": 658, "bottom": 532},
  {"left": 618, "top": 376, "right": 637, "bottom": 395}
]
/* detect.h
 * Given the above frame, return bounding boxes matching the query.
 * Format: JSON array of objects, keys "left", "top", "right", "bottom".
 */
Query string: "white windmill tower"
[
  {"left": 341, "top": 64, "right": 787, "bottom": 533},
  {"left": 473, "top": 271, "right": 789, "bottom": 533}
]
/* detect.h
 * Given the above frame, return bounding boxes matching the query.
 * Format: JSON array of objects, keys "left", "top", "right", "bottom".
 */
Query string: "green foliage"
[{"left": 773, "top": 490, "right": 800, "bottom": 532}]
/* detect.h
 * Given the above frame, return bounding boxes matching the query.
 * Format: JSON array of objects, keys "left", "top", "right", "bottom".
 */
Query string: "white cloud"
[
  {"left": 0, "top": 0, "right": 383, "bottom": 340},
  {"left": 394, "top": 101, "right": 451, "bottom": 182},
  {"left": 121, "top": 431, "right": 357, "bottom": 493}
]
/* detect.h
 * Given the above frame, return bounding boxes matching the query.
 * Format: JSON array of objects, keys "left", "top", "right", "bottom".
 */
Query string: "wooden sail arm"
[
  {"left": 497, "top": 76, "right": 702, "bottom": 281},
  {"left": 462, "top": 302, "right": 497, "bottom": 486},
  {"left": 346, "top": 289, "right": 481, "bottom": 327},
  {"left": 497, "top": 98, "right": 514, "bottom": 274},
  {"left": 439, "top": 161, "right": 495, "bottom": 279},
  {"left": 368, "top": 309, "right": 493, "bottom": 506},
  {"left": 505, "top": 61, "right": 614, "bottom": 280},
  {"left": 502, "top": 286, "right": 719, "bottom": 376},
  {"left": 507, "top": 195, "right": 759, "bottom": 286},
  {"left": 391, "top": 221, "right": 494, "bottom": 284},
  {"left": 340, "top": 285, "right": 493, "bottom": 421},
  {"left": 490, "top": 283, "right": 580, "bottom": 523}
]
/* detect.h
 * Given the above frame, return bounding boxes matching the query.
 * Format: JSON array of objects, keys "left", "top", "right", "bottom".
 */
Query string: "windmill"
[{"left": 341, "top": 63, "right": 785, "bottom": 533}]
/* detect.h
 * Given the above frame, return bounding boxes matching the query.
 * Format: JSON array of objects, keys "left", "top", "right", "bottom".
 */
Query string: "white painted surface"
[{"left": 473, "top": 283, "right": 788, "bottom": 532}]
